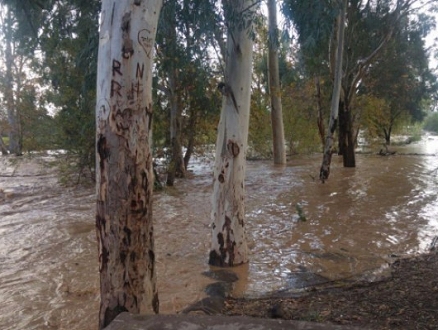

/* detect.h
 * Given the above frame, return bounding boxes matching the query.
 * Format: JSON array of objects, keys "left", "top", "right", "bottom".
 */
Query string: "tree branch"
[{"left": 240, "top": 0, "right": 262, "bottom": 16}]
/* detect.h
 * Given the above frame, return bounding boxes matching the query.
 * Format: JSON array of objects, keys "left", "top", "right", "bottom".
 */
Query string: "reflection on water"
[{"left": 0, "top": 136, "right": 437, "bottom": 329}]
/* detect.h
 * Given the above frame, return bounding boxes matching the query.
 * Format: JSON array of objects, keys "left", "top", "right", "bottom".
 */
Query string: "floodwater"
[{"left": 0, "top": 136, "right": 437, "bottom": 329}]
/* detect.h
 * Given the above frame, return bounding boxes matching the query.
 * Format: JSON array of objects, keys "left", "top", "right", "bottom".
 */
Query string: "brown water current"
[{"left": 0, "top": 136, "right": 437, "bottom": 329}]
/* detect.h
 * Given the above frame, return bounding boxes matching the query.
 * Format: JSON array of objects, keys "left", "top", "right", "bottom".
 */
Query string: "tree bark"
[
  {"left": 183, "top": 107, "right": 197, "bottom": 170},
  {"left": 165, "top": 2, "right": 185, "bottom": 186},
  {"left": 341, "top": 101, "right": 355, "bottom": 167},
  {"left": 315, "top": 76, "right": 325, "bottom": 148},
  {"left": 267, "top": 0, "right": 286, "bottom": 164},
  {"left": 95, "top": 1, "right": 162, "bottom": 328},
  {"left": 319, "top": 0, "right": 347, "bottom": 183},
  {"left": 166, "top": 76, "right": 185, "bottom": 185},
  {"left": 338, "top": 100, "right": 346, "bottom": 156},
  {"left": 383, "top": 127, "right": 391, "bottom": 145},
  {"left": 209, "top": 0, "right": 255, "bottom": 267}
]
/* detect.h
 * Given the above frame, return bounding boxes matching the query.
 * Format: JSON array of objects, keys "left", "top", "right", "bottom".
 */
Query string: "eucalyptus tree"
[
  {"left": 209, "top": 0, "right": 256, "bottom": 267},
  {"left": 267, "top": 0, "right": 286, "bottom": 164},
  {"left": 282, "top": 0, "right": 333, "bottom": 148},
  {"left": 156, "top": 0, "right": 186, "bottom": 186},
  {"left": 283, "top": 0, "right": 346, "bottom": 181},
  {"left": 0, "top": 0, "right": 100, "bottom": 173},
  {"left": 95, "top": 0, "right": 162, "bottom": 328},
  {"left": 0, "top": 2, "right": 57, "bottom": 155},
  {"left": 0, "top": 2, "right": 41, "bottom": 155},
  {"left": 362, "top": 13, "right": 437, "bottom": 144},
  {"left": 320, "top": 0, "right": 347, "bottom": 182},
  {"left": 284, "top": 0, "right": 432, "bottom": 180},
  {"left": 38, "top": 0, "right": 100, "bottom": 181},
  {"left": 335, "top": 0, "right": 403, "bottom": 167},
  {"left": 333, "top": 0, "right": 437, "bottom": 168},
  {"left": 155, "top": 0, "right": 220, "bottom": 186},
  {"left": 1, "top": 6, "right": 22, "bottom": 155},
  {"left": 177, "top": 0, "right": 222, "bottom": 168}
]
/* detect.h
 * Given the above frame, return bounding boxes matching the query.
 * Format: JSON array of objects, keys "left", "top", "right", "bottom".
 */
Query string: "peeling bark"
[
  {"left": 95, "top": 1, "right": 162, "bottom": 329},
  {"left": 209, "top": 0, "right": 255, "bottom": 267}
]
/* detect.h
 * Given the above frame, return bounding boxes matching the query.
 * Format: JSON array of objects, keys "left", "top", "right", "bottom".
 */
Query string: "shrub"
[{"left": 424, "top": 112, "right": 438, "bottom": 134}]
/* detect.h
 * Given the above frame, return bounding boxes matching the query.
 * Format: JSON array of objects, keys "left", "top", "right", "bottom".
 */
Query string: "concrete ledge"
[{"left": 104, "top": 312, "right": 366, "bottom": 330}]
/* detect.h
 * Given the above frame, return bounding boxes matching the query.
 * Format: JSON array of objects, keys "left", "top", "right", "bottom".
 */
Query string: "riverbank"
[{"left": 222, "top": 250, "right": 438, "bottom": 329}]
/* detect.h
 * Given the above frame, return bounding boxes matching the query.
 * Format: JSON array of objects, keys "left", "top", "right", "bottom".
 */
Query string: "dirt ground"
[{"left": 222, "top": 251, "right": 438, "bottom": 329}]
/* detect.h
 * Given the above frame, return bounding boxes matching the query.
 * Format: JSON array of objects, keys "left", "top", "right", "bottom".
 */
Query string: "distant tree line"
[{"left": 0, "top": 0, "right": 435, "bottom": 181}]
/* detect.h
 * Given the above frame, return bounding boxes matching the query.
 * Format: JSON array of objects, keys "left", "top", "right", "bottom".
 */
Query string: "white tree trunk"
[
  {"left": 209, "top": 0, "right": 255, "bottom": 267},
  {"left": 4, "top": 8, "right": 21, "bottom": 155},
  {"left": 95, "top": 1, "right": 162, "bottom": 328},
  {"left": 319, "top": 0, "right": 347, "bottom": 182},
  {"left": 267, "top": 0, "right": 286, "bottom": 165}
]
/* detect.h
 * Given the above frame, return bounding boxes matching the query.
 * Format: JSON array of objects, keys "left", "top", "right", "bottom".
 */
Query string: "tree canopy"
[{"left": 0, "top": 0, "right": 436, "bottom": 176}]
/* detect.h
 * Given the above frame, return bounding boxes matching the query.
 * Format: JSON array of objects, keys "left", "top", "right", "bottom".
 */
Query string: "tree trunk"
[
  {"left": 315, "top": 76, "right": 325, "bottom": 148},
  {"left": 383, "top": 127, "right": 391, "bottom": 145},
  {"left": 319, "top": 0, "right": 347, "bottom": 183},
  {"left": 209, "top": 0, "right": 255, "bottom": 267},
  {"left": 0, "top": 134, "right": 8, "bottom": 155},
  {"left": 95, "top": 1, "right": 162, "bottom": 328},
  {"left": 338, "top": 101, "right": 346, "bottom": 156},
  {"left": 267, "top": 0, "right": 286, "bottom": 164},
  {"left": 166, "top": 85, "right": 185, "bottom": 185},
  {"left": 4, "top": 8, "right": 21, "bottom": 156},
  {"left": 183, "top": 108, "right": 197, "bottom": 170},
  {"left": 165, "top": 3, "right": 185, "bottom": 186},
  {"left": 342, "top": 102, "right": 356, "bottom": 167}
]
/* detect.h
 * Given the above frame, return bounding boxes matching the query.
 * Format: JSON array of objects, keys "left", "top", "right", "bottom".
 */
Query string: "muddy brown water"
[{"left": 1, "top": 137, "right": 437, "bottom": 329}]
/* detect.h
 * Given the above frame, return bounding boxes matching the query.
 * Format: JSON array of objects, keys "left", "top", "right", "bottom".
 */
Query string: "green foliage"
[
  {"left": 281, "top": 0, "right": 335, "bottom": 76},
  {"left": 248, "top": 91, "right": 272, "bottom": 159},
  {"left": 282, "top": 81, "right": 323, "bottom": 154},
  {"left": 0, "top": 5, "right": 59, "bottom": 154},
  {"left": 356, "top": 95, "right": 391, "bottom": 142},
  {"left": 424, "top": 112, "right": 438, "bottom": 134},
  {"left": 19, "top": 86, "right": 58, "bottom": 151},
  {"left": 408, "top": 127, "right": 423, "bottom": 143},
  {"left": 37, "top": 0, "right": 100, "bottom": 183},
  {"left": 154, "top": 0, "right": 222, "bottom": 163}
]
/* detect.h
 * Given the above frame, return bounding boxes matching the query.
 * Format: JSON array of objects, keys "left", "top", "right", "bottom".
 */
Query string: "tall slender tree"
[
  {"left": 284, "top": 0, "right": 431, "bottom": 178},
  {"left": 320, "top": 0, "right": 347, "bottom": 182},
  {"left": 3, "top": 7, "right": 22, "bottom": 155},
  {"left": 267, "top": 0, "right": 286, "bottom": 164},
  {"left": 157, "top": 0, "right": 186, "bottom": 186},
  {"left": 95, "top": 0, "right": 162, "bottom": 328},
  {"left": 209, "top": 0, "right": 255, "bottom": 267},
  {"left": 155, "top": 0, "right": 220, "bottom": 185}
]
